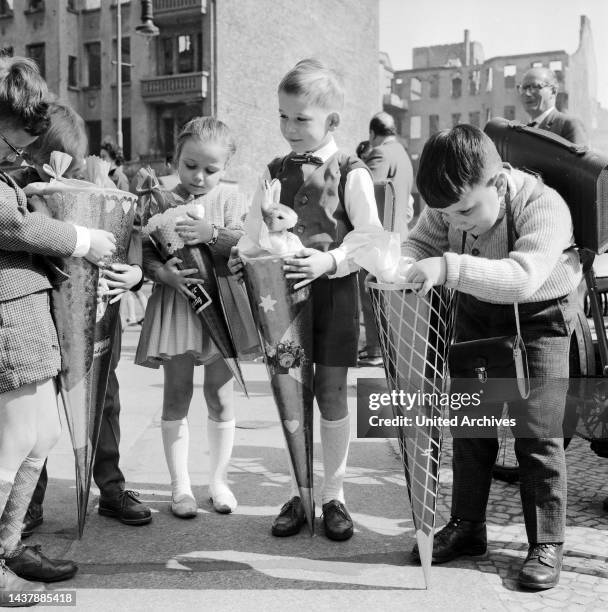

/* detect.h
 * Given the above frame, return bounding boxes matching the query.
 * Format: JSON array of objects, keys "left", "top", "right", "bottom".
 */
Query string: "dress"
[{"left": 135, "top": 183, "right": 246, "bottom": 368}]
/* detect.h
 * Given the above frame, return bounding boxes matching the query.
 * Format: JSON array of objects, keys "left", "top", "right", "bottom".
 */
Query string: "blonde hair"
[
  {"left": 175, "top": 116, "right": 236, "bottom": 162},
  {"left": 278, "top": 58, "right": 344, "bottom": 111}
]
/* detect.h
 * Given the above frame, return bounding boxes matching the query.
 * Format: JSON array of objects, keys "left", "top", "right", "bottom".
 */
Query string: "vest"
[{"left": 268, "top": 152, "right": 368, "bottom": 250}]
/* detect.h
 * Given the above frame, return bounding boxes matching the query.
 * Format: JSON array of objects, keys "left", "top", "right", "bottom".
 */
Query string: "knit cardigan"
[{"left": 402, "top": 168, "right": 582, "bottom": 304}]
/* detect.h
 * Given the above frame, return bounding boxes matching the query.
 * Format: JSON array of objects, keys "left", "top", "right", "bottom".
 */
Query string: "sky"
[{"left": 379, "top": 0, "right": 608, "bottom": 108}]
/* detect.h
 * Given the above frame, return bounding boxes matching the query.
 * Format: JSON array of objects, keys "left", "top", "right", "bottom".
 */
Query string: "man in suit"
[
  {"left": 357, "top": 112, "right": 414, "bottom": 367},
  {"left": 519, "top": 67, "right": 587, "bottom": 145}
]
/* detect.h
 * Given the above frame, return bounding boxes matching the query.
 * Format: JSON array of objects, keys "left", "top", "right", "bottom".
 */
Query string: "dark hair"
[
  {"left": 278, "top": 58, "right": 344, "bottom": 111},
  {"left": 416, "top": 124, "right": 502, "bottom": 208},
  {"left": 0, "top": 56, "right": 49, "bottom": 135},
  {"left": 369, "top": 112, "right": 396, "bottom": 136},
  {"left": 100, "top": 140, "right": 124, "bottom": 166},
  {"left": 175, "top": 116, "right": 236, "bottom": 163},
  {"left": 26, "top": 102, "right": 87, "bottom": 176}
]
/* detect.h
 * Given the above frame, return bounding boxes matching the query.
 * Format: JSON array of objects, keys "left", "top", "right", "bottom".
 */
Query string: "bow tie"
[{"left": 289, "top": 153, "right": 324, "bottom": 166}]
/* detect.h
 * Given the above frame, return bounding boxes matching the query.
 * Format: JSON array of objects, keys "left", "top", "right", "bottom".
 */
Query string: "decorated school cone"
[
  {"left": 24, "top": 153, "right": 137, "bottom": 537},
  {"left": 241, "top": 254, "right": 315, "bottom": 534},
  {"left": 366, "top": 279, "right": 456, "bottom": 587}
]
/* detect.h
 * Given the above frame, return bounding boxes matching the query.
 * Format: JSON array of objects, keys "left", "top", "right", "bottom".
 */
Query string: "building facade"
[{"left": 0, "top": 0, "right": 379, "bottom": 194}]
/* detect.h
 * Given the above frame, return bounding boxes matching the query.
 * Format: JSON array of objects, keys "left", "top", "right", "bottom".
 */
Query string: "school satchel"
[{"left": 448, "top": 308, "right": 530, "bottom": 403}]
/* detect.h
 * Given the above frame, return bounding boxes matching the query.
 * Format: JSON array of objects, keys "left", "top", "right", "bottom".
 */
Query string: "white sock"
[
  {"left": 161, "top": 418, "right": 193, "bottom": 500},
  {"left": 207, "top": 418, "right": 235, "bottom": 494},
  {"left": 320, "top": 415, "right": 350, "bottom": 505},
  {"left": 286, "top": 448, "right": 301, "bottom": 499}
]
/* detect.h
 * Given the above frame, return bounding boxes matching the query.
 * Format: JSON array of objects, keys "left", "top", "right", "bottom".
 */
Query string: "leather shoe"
[
  {"left": 4, "top": 546, "right": 77, "bottom": 583},
  {"left": 0, "top": 560, "right": 45, "bottom": 607},
  {"left": 411, "top": 517, "right": 487, "bottom": 564},
  {"left": 21, "top": 504, "right": 43, "bottom": 540},
  {"left": 322, "top": 500, "right": 353, "bottom": 541},
  {"left": 271, "top": 497, "right": 306, "bottom": 537},
  {"left": 518, "top": 543, "right": 563, "bottom": 590},
  {"left": 98, "top": 489, "right": 152, "bottom": 526}
]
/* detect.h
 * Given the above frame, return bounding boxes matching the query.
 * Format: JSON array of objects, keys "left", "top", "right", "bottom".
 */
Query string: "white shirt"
[
  {"left": 529, "top": 106, "right": 555, "bottom": 127},
  {"left": 262, "top": 137, "right": 382, "bottom": 277}
]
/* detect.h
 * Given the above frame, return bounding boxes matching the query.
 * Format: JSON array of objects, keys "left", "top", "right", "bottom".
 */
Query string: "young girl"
[
  {"left": 136, "top": 117, "right": 247, "bottom": 519},
  {"left": 0, "top": 57, "right": 115, "bottom": 596}
]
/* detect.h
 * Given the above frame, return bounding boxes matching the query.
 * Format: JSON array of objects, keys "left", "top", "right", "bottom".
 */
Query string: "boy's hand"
[
  {"left": 155, "top": 256, "right": 205, "bottom": 300},
  {"left": 228, "top": 246, "right": 244, "bottom": 281},
  {"left": 175, "top": 212, "right": 213, "bottom": 245},
  {"left": 85, "top": 229, "right": 116, "bottom": 265},
  {"left": 283, "top": 248, "right": 336, "bottom": 290},
  {"left": 100, "top": 263, "right": 144, "bottom": 304},
  {"left": 404, "top": 256, "right": 447, "bottom": 297}
]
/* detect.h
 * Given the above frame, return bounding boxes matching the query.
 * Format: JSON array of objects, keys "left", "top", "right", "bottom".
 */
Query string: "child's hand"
[
  {"left": 85, "top": 229, "right": 116, "bottom": 265},
  {"left": 100, "top": 263, "right": 144, "bottom": 304},
  {"left": 175, "top": 212, "right": 213, "bottom": 245},
  {"left": 283, "top": 248, "right": 336, "bottom": 290},
  {"left": 228, "top": 246, "right": 244, "bottom": 281},
  {"left": 155, "top": 256, "right": 205, "bottom": 300},
  {"left": 404, "top": 256, "right": 447, "bottom": 297}
]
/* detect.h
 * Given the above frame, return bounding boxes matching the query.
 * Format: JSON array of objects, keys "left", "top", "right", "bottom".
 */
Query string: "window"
[
  {"left": 0, "top": 46, "right": 13, "bottom": 57},
  {"left": 26, "top": 0, "right": 44, "bottom": 11},
  {"left": 485, "top": 67, "right": 493, "bottom": 92},
  {"left": 163, "top": 116, "right": 175, "bottom": 157},
  {"left": 85, "top": 42, "right": 101, "bottom": 87},
  {"left": 67, "top": 0, "right": 77, "bottom": 9},
  {"left": 469, "top": 111, "right": 480, "bottom": 128},
  {"left": 504, "top": 105, "right": 516, "bottom": 120},
  {"left": 451, "top": 76, "right": 462, "bottom": 98},
  {"left": 177, "top": 34, "right": 193, "bottom": 73},
  {"left": 120, "top": 117, "right": 131, "bottom": 160},
  {"left": 26, "top": 43, "right": 45, "bottom": 78},
  {"left": 485, "top": 108, "right": 492, "bottom": 123},
  {"left": 85, "top": 120, "right": 101, "bottom": 156},
  {"left": 68, "top": 55, "right": 78, "bottom": 87},
  {"left": 0, "top": 0, "right": 13, "bottom": 16},
  {"left": 429, "top": 114, "right": 439, "bottom": 135},
  {"left": 410, "top": 116, "right": 421, "bottom": 139},
  {"left": 113, "top": 37, "right": 130, "bottom": 84},
  {"left": 429, "top": 74, "right": 439, "bottom": 98},
  {"left": 549, "top": 60, "right": 563, "bottom": 82},
  {"left": 504, "top": 65, "right": 516, "bottom": 89},
  {"left": 410, "top": 77, "right": 421, "bottom": 101},
  {"left": 160, "top": 37, "right": 174, "bottom": 75},
  {"left": 159, "top": 32, "right": 203, "bottom": 76},
  {"left": 531, "top": 61, "right": 543, "bottom": 68},
  {"left": 451, "top": 113, "right": 461, "bottom": 127},
  {"left": 469, "top": 69, "right": 480, "bottom": 95}
]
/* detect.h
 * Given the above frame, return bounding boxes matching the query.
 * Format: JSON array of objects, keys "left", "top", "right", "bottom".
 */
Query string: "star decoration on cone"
[{"left": 259, "top": 294, "right": 277, "bottom": 312}]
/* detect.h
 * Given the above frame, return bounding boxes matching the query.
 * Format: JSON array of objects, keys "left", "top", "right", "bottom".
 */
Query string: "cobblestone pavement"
[{"left": 429, "top": 435, "right": 608, "bottom": 610}]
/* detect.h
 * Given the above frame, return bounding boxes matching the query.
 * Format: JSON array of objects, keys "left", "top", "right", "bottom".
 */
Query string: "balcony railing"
[
  {"left": 141, "top": 71, "right": 208, "bottom": 102},
  {"left": 153, "top": 0, "right": 206, "bottom": 14}
]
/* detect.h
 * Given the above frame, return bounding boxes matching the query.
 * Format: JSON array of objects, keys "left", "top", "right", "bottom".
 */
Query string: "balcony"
[
  {"left": 140, "top": 71, "right": 208, "bottom": 103},
  {"left": 153, "top": 0, "right": 206, "bottom": 20},
  {"left": 383, "top": 92, "right": 407, "bottom": 111}
]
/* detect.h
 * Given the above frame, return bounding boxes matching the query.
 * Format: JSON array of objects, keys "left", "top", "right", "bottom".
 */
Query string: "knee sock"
[
  {"left": 207, "top": 418, "right": 235, "bottom": 494},
  {"left": 320, "top": 415, "right": 350, "bottom": 505},
  {"left": 0, "top": 457, "right": 44, "bottom": 556},
  {"left": 161, "top": 418, "right": 193, "bottom": 500},
  {"left": 286, "top": 449, "right": 302, "bottom": 499}
]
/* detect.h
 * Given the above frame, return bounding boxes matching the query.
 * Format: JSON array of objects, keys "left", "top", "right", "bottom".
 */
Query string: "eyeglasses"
[
  {"left": 0, "top": 132, "right": 25, "bottom": 163},
  {"left": 517, "top": 83, "right": 551, "bottom": 94}
]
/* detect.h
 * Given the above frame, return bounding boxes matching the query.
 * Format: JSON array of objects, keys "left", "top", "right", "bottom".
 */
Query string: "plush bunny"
[{"left": 261, "top": 179, "right": 304, "bottom": 255}]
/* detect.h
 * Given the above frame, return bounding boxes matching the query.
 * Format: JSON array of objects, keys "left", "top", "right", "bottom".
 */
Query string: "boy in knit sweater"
[{"left": 403, "top": 125, "right": 581, "bottom": 590}]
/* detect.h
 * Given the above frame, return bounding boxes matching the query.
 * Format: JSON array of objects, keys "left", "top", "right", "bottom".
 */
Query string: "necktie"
[{"left": 289, "top": 153, "right": 324, "bottom": 166}]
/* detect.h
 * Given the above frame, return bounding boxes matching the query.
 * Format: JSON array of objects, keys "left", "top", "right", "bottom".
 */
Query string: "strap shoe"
[
  {"left": 4, "top": 546, "right": 77, "bottom": 583},
  {"left": 518, "top": 543, "right": 563, "bottom": 590},
  {"left": 322, "top": 500, "right": 354, "bottom": 541},
  {"left": 410, "top": 516, "right": 487, "bottom": 564},
  {"left": 271, "top": 496, "right": 306, "bottom": 537},
  {"left": 98, "top": 489, "right": 152, "bottom": 526}
]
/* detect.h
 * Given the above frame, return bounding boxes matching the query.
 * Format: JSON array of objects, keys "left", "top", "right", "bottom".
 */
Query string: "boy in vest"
[{"left": 230, "top": 58, "right": 382, "bottom": 540}]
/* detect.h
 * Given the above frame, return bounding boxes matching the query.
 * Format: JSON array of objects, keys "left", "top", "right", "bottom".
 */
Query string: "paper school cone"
[
  {"left": 147, "top": 222, "right": 248, "bottom": 396},
  {"left": 25, "top": 176, "right": 137, "bottom": 537},
  {"left": 241, "top": 254, "right": 315, "bottom": 534},
  {"left": 367, "top": 279, "right": 456, "bottom": 587}
]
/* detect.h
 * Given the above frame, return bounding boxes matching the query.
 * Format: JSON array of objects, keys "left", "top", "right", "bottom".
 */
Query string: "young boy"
[
  {"left": 402, "top": 124, "right": 581, "bottom": 590},
  {"left": 231, "top": 59, "right": 382, "bottom": 541}
]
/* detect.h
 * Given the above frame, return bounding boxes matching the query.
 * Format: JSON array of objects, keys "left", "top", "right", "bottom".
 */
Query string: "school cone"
[
  {"left": 241, "top": 254, "right": 315, "bottom": 534},
  {"left": 147, "top": 227, "right": 248, "bottom": 396},
  {"left": 366, "top": 279, "right": 456, "bottom": 587},
  {"left": 26, "top": 185, "right": 137, "bottom": 537}
]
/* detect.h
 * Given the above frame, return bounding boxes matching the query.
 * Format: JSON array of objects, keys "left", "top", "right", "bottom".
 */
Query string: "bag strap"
[{"left": 460, "top": 186, "right": 522, "bottom": 337}]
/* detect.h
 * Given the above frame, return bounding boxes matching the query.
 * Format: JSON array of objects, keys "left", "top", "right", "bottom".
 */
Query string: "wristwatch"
[{"left": 207, "top": 224, "right": 219, "bottom": 246}]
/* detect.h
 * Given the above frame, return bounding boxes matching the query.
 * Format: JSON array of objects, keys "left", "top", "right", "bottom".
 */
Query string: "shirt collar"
[
  {"left": 531, "top": 106, "right": 555, "bottom": 126},
  {"left": 307, "top": 138, "right": 337, "bottom": 163}
]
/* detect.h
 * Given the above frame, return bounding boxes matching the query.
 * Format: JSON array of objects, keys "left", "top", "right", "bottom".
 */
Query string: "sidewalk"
[{"left": 34, "top": 325, "right": 608, "bottom": 611}]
